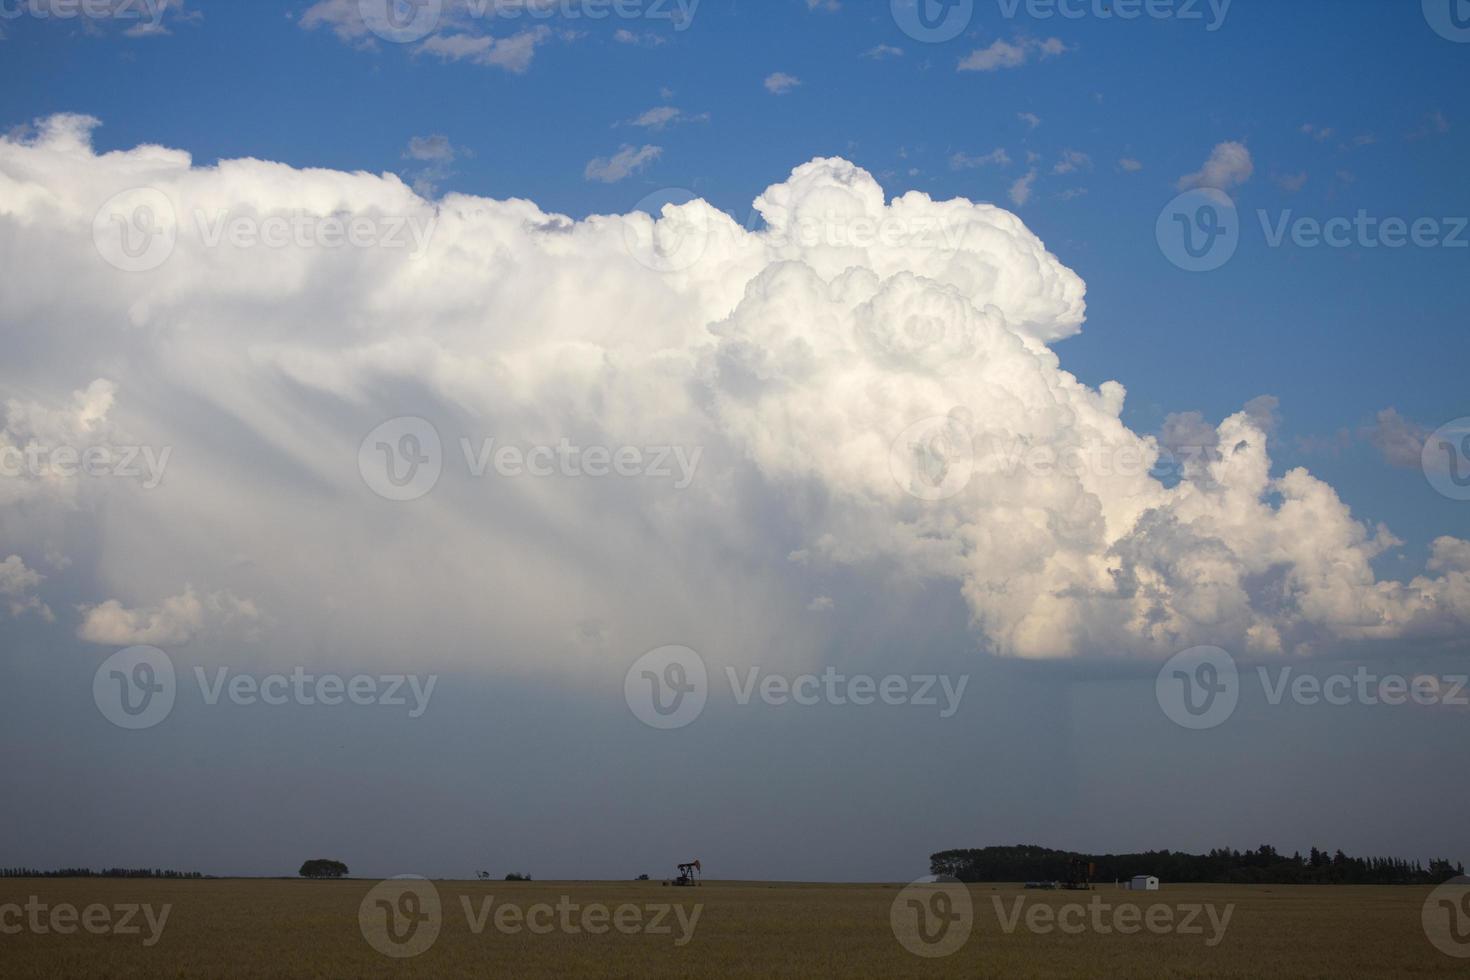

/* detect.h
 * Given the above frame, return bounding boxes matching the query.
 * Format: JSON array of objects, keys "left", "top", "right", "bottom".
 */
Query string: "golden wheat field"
[{"left": 0, "top": 878, "right": 1461, "bottom": 979}]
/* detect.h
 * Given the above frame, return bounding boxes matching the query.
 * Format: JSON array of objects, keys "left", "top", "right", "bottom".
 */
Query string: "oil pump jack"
[{"left": 664, "top": 859, "right": 701, "bottom": 886}]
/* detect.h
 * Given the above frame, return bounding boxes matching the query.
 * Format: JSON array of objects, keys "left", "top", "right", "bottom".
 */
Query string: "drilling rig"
[{"left": 1061, "top": 856, "right": 1096, "bottom": 891}]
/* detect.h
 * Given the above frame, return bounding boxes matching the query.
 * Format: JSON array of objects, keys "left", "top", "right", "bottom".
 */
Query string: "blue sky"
[{"left": 5, "top": 0, "right": 1465, "bottom": 558}]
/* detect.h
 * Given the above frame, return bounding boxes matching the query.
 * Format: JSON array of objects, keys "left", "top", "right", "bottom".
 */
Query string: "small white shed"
[{"left": 1129, "top": 875, "right": 1160, "bottom": 891}]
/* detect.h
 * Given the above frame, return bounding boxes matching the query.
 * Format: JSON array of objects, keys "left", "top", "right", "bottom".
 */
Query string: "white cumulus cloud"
[
  {"left": 1177, "top": 141, "right": 1254, "bottom": 192},
  {"left": 764, "top": 72, "right": 802, "bottom": 95},
  {"left": 1, "top": 115, "right": 1466, "bottom": 671},
  {"left": 959, "top": 37, "right": 1067, "bottom": 72},
  {"left": 77, "top": 588, "right": 260, "bottom": 647},
  {"left": 1009, "top": 169, "right": 1038, "bottom": 206},
  {"left": 0, "top": 555, "right": 52, "bottom": 621},
  {"left": 584, "top": 144, "right": 663, "bottom": 182}
]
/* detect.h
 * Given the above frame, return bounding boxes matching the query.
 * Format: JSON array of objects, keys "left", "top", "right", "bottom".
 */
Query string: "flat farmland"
[{"left": 0, "top": 878, "right": 1461, "bottom": 978}]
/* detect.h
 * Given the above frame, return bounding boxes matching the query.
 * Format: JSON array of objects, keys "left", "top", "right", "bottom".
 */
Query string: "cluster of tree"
[
  {"left": 0, "top": 868, "right": 207, "bottom": 879},
  {"left": 930, "top": 845, "right": 1466, "bottom": 885},
  {"left": 298, "top": 859, "right": 349, "bottom": 879}
]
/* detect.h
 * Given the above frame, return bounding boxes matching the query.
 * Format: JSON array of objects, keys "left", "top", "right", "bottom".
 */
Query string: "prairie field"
[{"left": 0, "top": 878, "right": 1462, "bottom": 978}]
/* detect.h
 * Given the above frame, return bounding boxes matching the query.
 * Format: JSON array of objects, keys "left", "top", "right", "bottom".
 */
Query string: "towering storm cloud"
[{"left": 2, "top": 114, "right": 1466, "bottom": 670}]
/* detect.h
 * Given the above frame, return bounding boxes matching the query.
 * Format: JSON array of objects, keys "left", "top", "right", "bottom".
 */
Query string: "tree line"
[
  {"left": 0, "top": 868, "right": 208, "bottom": 879},
  {"left": 930, "top": 844, "right": 1465, "bottom": 885}
]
